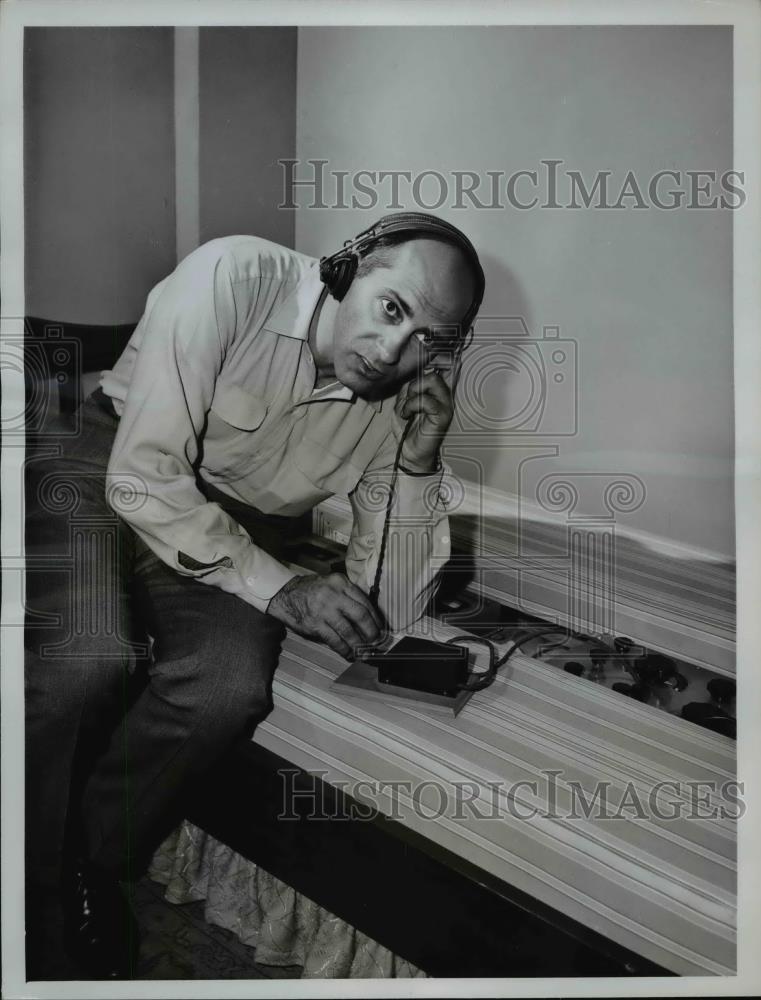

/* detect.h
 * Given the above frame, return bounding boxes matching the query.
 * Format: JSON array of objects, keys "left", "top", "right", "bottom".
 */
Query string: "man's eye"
[{"left": 381, "top": 298, "right": 400, "bottom": 319}]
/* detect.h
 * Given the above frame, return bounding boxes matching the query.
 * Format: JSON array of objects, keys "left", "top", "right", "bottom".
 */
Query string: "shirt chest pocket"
[
  {"left": 209, "top": 381, "right": 269, "bottom": 431},
  {"left": 291, "top": 433, "right": 365, "bottom": 498}
]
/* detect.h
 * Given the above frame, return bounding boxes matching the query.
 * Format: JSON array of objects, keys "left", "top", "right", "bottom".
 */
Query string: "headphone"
[{"left": 319, "top": 212, "right": 486, "bottom": 352}]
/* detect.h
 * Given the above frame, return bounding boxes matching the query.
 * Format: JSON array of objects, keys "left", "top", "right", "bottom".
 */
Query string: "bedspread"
[{"left": 148, "top": 820, "right": 425, "bottom": 979}]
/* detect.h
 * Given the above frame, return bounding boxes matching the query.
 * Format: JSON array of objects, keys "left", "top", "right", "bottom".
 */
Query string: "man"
[{"left": 24, "top": 212, "right": 485, "bottom": 978}]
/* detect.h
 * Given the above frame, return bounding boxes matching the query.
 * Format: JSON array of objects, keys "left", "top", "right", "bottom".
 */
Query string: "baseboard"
[
  {"left": 455, "top": 480, "right": 734, "bottom": 566},
  {"left": 312, "top": 481, "right": 734, "bottom": 566}
]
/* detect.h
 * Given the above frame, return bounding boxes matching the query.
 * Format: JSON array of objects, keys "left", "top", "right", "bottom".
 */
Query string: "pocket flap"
[{"left": 210, "top": 381, "right": 269, "bottom": 431}]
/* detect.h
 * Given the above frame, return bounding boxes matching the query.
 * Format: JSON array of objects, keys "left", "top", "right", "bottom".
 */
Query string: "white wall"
[
  {"left": 199, "top": 27, "right": 296, "bottom": 248},
  {"left": 294, "top": 26, "right": 734, "bottom": 559}
]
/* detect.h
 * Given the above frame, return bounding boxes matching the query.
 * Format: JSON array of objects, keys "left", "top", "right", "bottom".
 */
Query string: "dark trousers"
[{"left": 25, "top": 395, "right": 294, "bottom": 959}]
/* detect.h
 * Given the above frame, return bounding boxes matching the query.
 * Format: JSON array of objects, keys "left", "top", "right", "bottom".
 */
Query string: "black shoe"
[{"left": 61, "top": 856, "right": 141, "bottom": 979}]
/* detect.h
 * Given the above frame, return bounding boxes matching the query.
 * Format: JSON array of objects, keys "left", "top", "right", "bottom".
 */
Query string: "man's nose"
[{"left": 375, "top": 325, "right": 412, "bottom": 367}]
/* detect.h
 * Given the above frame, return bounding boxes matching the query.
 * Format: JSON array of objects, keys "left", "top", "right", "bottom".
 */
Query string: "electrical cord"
[
  {"left": 444, "top": 626, "right": 573, "bottom": 692},
  {"left": 367, "top": 402, "right": 572, "bottom": 692},
  {"left": 531, "top": 631, "right": 572, "bottom": 656},
  {"left": 368, "top": 415, "right": 416, "bottom": 609},
  {"left": 498, "top": 627, "right": 573, "bottom": 665},
  {"left": 368, "top": 352, "right": 467, "bottom": 608},
  {"left": 367, "top": 347, "right": 567, "bottom": 694},
  {"left": 445, "top": 635, "right": 497, "bottom": 692}
]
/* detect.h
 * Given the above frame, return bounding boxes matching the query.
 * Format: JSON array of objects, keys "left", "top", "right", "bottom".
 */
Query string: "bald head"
[{"left": 355, "top": 235, "right": 477, "bottom": 328}]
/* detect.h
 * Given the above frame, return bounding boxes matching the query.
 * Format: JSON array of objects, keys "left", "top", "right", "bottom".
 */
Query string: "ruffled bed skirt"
[{"left": 148, "top": 820, "right": 426, "bottom": 979}]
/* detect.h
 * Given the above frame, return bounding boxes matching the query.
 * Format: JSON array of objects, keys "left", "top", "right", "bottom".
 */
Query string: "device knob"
[
  {"left": 614, "top": 636, "right": 634, "bottom": 654},
  {"left": 707, "top": 678, "right": 736, "bottom": 705},
  {"left": 563, "top": 661, "right": 585, "bottom": 676},
  {"left": 636, "top": 653, "right": 677, "bottom": 685}
]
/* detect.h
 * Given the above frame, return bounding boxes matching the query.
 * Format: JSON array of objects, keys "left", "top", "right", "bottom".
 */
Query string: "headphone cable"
[
  {"left": 367, "top": 352, "right": 465, "bottom": 610},
  {"left": 368, "top": 415, "right": 415, "bottom": 608},
  {"left": 445, "top": 626, "right": 573, "bottom": 692},
  {"left": 366, "top": 409, "right": 569, "bottom": 694}
]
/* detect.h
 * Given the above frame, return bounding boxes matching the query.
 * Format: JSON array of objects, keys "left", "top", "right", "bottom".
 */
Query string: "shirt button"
[
  {"left": 246, "top": 577, "right": 255, "bottom": 586},
  {"left": 441, "top": 536, "right": 449, "bottom": 545}
]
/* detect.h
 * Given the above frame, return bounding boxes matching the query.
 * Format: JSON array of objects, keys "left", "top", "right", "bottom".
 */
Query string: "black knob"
[
  {"left": 667, "top": 672, "right": 688, "bottom": 692},
  {"left": 564, "top": 661, "right": 585, "bottom": 676},
  {"left": 707, "top": 678, "right": 736, "bottom": 705},
  {"left": 636, "top": 653, "right": 676, "bottom": 685}
]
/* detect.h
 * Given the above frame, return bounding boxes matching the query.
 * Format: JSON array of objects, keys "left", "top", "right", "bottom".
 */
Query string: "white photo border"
[{"left": 2, "top": 1, "right": 759, "bottom": 997}]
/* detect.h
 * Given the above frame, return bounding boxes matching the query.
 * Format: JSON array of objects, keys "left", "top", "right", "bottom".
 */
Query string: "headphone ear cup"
[
  {"left": 328, "top": 252, "right": 358, "bottom": 302},
  {"left": 319, "top": 255, "right": 335, "bottom": 290}
]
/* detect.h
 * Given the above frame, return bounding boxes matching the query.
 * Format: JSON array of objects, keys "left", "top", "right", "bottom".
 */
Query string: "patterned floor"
[
  {"left": 27, "top": 874, "right": 303, "bottom": 982},
  {"left": 132, "top": 874, "right": 303, "bottom": 980}
]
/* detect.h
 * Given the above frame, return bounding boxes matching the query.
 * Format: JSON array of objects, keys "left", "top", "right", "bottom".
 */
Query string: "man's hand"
[
  {"left": 267, "top": 573, "right": 385, "bottom": 659},
  {"left": 396, "top": 369, "right": 454, "bottom": 473}
]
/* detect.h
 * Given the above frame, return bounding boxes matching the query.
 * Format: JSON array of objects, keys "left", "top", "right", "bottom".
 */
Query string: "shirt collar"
[{"left": 262, "top": 258, "right": 383, "bottom": 413}]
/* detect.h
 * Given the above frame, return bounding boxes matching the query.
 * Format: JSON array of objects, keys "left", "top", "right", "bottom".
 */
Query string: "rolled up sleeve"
[{"left": 106, "top": 244, "right": 298, "bottom": 612}]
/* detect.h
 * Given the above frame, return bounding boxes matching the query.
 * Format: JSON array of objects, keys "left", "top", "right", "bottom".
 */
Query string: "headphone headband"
[{"left": 319, "top": 212, "right": 485, "bottom": 336}]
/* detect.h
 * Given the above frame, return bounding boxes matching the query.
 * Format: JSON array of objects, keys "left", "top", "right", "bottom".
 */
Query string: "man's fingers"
[
  {"left": 301, "top": 614, "right": 353, "bottom": 659},
  {"left": 341, "top": 581, "right": 385, "bottom": 633},
  {"left": 402, "top": 374, "right": 452, "bottom": 411},
  {"left": 407, "top": 371, "right": 450, "bottom": 403},
  {"left": 270, "top": 575, "right": 386, "bottom": 659},
  {"left": 316, "top": 621, "right": 353, "bottom": 660},
  {"left": 336, "top": 598, "right": 381, "bottom": 644},
  {"left": 400, "top": 389, "right": 451, "bottom": 425},
  {"left": 272, "top": 574, "right": 385, "bottom": 657},
  {"left": 402, "top": 388, "right": 443, "bottom": 415},
  {"left": 337, "top": 608, "right": 378, "bottom": 652}
]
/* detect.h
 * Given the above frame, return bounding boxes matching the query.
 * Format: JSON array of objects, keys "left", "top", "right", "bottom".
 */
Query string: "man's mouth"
[{"left": 356, "top": 355, "right": 385, "bottom": 380}]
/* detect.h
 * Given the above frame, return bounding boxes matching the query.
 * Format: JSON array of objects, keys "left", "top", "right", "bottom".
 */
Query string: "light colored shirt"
[{"left": 101, "top": 235, "right": 451, "bottom": 629}]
